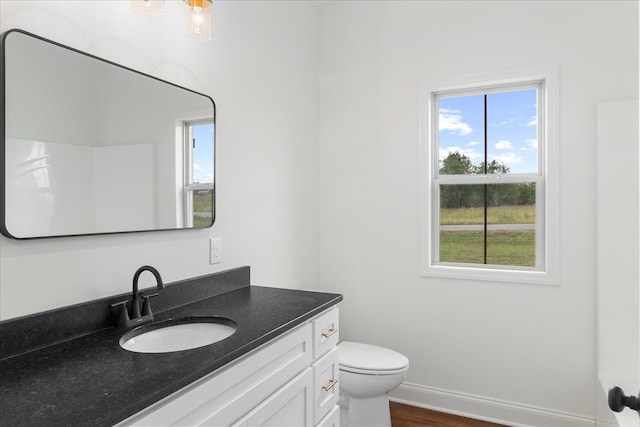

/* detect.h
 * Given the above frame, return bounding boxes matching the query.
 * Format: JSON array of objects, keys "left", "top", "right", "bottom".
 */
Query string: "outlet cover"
[{"left": 209, "top": 238, "right": 222, "bottom": 264}]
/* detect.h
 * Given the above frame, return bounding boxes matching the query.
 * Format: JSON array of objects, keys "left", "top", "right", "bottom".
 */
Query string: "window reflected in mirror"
[{"left": 184, "top": 120, "right": 215, "bottom": 228}]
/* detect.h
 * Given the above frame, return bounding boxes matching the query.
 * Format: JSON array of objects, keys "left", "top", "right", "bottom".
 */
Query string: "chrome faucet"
[{"left": 111, "top": 265, "right": 164, "bottom": 329}]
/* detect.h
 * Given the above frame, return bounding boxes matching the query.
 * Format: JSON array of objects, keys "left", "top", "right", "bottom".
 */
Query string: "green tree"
[
  {"left": 440, "top": 152, "right": 474, "bottom": 175},
  {"left": 439, "top": 153, "right": 478, "bottom": 208},
  {"left": 516, "top": 183, "right": 536, "bottom": 205},
  {"left": 474, "top": 160, "right": 510, "bottom": 174}
]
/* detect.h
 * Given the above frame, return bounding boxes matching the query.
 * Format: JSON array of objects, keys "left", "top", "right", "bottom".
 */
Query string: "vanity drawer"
[
  {"left": 313, "top": 347, "right": 339, "bottom": 425},
  {"left": 312, "top": 307, "right": 339, "bottom": 359}
]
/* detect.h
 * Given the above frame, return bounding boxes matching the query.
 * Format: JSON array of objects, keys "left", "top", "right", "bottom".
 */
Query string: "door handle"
[{"left": 608, "top": 386, "right": 640, "bottom": 413}]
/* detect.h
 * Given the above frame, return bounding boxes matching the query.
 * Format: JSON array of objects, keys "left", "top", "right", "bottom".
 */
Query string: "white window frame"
[{"left": 418, "top": 63, "right": 559, "bottom": 285}]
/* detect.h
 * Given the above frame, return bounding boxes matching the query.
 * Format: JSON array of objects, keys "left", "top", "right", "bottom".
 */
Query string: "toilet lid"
[{"left": 339, "top": 341, "right": 409, "bottom": 373}]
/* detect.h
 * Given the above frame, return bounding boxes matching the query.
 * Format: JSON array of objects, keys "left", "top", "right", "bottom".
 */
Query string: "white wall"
[
  {"left": 315, "top": 1, "right": 637, "bottom": 425},
  {"left": 0, "top": 0, "right": 320, "bottom": 318}
]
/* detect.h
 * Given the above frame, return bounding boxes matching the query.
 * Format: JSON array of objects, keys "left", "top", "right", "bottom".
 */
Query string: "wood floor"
[{"left": 390, "top": 402, "right": 508, "bottom": 427}]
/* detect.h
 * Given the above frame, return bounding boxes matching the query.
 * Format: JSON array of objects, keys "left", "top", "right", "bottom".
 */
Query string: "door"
[{"left": 596, "top": 99, "right": 640, "bottom": 427}]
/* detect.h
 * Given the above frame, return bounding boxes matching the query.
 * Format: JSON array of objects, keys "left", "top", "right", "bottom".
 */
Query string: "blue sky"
[
  {"left": 438, "top": 88, "right": 538, "bottom": 174},
  {"left": 192, "top": 122, "right": 214, "bottom": 183}
]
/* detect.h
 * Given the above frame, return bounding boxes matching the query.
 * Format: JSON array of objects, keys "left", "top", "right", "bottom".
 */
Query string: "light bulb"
[
  {"left": 184, "top": 0, "right": 212, "bottom": 40},
  {"left": 192, "top": 9, "right": 205, "bottom": 26}
]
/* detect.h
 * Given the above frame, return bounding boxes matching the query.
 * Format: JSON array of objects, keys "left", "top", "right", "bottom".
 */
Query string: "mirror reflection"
[{"left": 1, "top": 29, "right": 215, "bottom": 239}]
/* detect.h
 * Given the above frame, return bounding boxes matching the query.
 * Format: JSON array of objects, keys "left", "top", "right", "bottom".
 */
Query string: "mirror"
[{"left": 0, "top": 29, "right": 215, "bottom": 239}]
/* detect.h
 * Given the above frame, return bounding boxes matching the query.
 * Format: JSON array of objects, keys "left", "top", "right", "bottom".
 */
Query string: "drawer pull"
[
  {"left": 322, "top": 379, "right": 339, "bottom": 392},
  {"left": 321, "top": 328, "right": 338, "bottom": 339}
]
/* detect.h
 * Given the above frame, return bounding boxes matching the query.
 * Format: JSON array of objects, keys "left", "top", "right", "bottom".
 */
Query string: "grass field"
[
  {"left": 439, "top": 205, "right": 535, "bottom": 266},
  {"left": 440, "top": 204, "right": 535, "bottom": 225},
  {"left": 193, "top": 192, "right": 214, "bottom": 228}
]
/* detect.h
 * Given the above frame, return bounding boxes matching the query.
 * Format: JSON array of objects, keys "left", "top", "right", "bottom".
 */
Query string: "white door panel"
[{"left": 596, "top": 99, "right": 640, "bottom": 427}]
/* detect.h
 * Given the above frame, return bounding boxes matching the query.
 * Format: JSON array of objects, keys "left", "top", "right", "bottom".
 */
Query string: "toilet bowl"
[{"left": 338, "top": 341, "right": 409, "bottom": 427}]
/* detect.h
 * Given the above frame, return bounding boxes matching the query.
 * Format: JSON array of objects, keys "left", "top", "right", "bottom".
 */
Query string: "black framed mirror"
[{"left": 0, "top": 29, "right": 215, "bottom": 239}]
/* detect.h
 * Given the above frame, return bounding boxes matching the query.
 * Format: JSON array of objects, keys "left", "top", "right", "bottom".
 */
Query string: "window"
[
  {"left": 419, "top": 65, "right": 558, "bottom": 285},
  {"left": 183, "top": 119, "right": 214, "bottom": 228}
]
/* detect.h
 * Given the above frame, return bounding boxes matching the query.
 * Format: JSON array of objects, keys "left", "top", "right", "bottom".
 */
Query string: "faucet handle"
[
  {"left": 141, "top": 293, "right": 159, "bottom": 317},
  {"left": 111, "top": 301, "right": 130, "bottom": 329}
]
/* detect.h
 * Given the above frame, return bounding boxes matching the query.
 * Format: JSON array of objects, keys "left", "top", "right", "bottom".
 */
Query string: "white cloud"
[
  {"left": 439, "top": 146, "right": 481, "bottom": 162},
  {"left": 490, "top": 152, "right": 523, "bottom": 165},
  {"left": 193, "top": 164, "right": 213, "bottom": 182},
  {"left": 526, "top": 116, "right": 537, "bottom": 126},
  {"left": 525, "top": 138, "right": 538, "bottom": 149},
  {"left": 468, "top": 140, "right": 480, "bottom": 147},
  {"left": 439, "top": 109, "right": 472, "bottom": 136},
  {"left": 495, "top": 140, "right": 513, "bottom": 150}
]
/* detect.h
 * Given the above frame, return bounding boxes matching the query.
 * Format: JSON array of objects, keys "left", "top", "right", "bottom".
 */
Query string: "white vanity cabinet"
[{"left": 118, "top": 307, "right": 339, "bottom": 427}]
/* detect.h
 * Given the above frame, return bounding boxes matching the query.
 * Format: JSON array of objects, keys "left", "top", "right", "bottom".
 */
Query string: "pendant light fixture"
[
  {"left": 184, "top": 0, "right": 213, "bottom": 40},
  {"left": 130, "top": 0, "right": 213, "bottom": 41},
  {"left": 130, "top": 0, "right": 165, "bottom": 16}
]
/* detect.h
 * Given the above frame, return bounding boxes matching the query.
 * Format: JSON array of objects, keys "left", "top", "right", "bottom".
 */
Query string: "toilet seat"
[{"left": 339, "top": 341, "right": 409, "bottom": 375}]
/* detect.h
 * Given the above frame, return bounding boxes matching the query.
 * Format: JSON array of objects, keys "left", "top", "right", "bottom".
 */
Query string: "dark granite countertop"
[{"left": 0, "top": 268, "right": 342, "bottom": 427}]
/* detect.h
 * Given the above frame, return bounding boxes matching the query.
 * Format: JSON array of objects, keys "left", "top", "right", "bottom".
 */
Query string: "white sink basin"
[{"left": 119, "top": 317, "right": 237, "bottom": 353}]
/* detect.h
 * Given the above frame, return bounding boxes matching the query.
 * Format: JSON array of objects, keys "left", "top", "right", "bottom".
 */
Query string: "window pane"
[
  {"left": 486, "top": 89, "right": 538, "bottom": 174},
  {"left": 439, "top": 183, "right": 536, "bottom": 266},
  {"left": 485, "top": 184, "right": 535, "bottom": 267},
  {"left": 191, "top": 122, "right": 214, "bottom": 184},
  {"left": 438, "top": 88, "right": 538, "bottom": 176},
  {"left": 438, "top": 95, "right": 484, "bottom": 175},
  {"left": 439, "top": 184, "right": 485, "bottom": 263},
  {"left": 192, "top": 189, "right": 214, "bottom": 227}
]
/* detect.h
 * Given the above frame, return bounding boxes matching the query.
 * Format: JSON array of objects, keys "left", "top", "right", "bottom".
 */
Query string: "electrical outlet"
[{"left": 209, "top": 238, "right": 222, "bottom": 264}]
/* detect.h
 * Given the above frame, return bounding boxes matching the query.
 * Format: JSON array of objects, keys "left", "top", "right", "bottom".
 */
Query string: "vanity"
[
  {"left": 119, "top": 304, "right": 340, "bottom": 427},
  {"left": 0, "top": 267, "right": 342, "bottom": 426}
]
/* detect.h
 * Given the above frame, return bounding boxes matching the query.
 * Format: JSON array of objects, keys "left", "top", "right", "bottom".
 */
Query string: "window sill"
[{"left": 419, "top": 263, "right": 559, "bottom": 286}]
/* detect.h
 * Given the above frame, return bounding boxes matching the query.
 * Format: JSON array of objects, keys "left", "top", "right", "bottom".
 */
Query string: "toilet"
[{"left": 338, "top": 341, "right": 409, "bottom": 427}]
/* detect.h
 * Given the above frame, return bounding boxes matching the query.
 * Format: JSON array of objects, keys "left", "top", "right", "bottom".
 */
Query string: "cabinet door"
[
  {"left": 313, "top": 348, "right": 339, "bottom": 424},
  {"left": 245, "top": 368, "right": 313, "bottom": 427}
]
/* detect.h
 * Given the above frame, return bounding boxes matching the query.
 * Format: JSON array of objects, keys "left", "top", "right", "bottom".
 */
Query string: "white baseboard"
[{"left": 390, "top": 382, "right": 595, "bottom": 427}]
